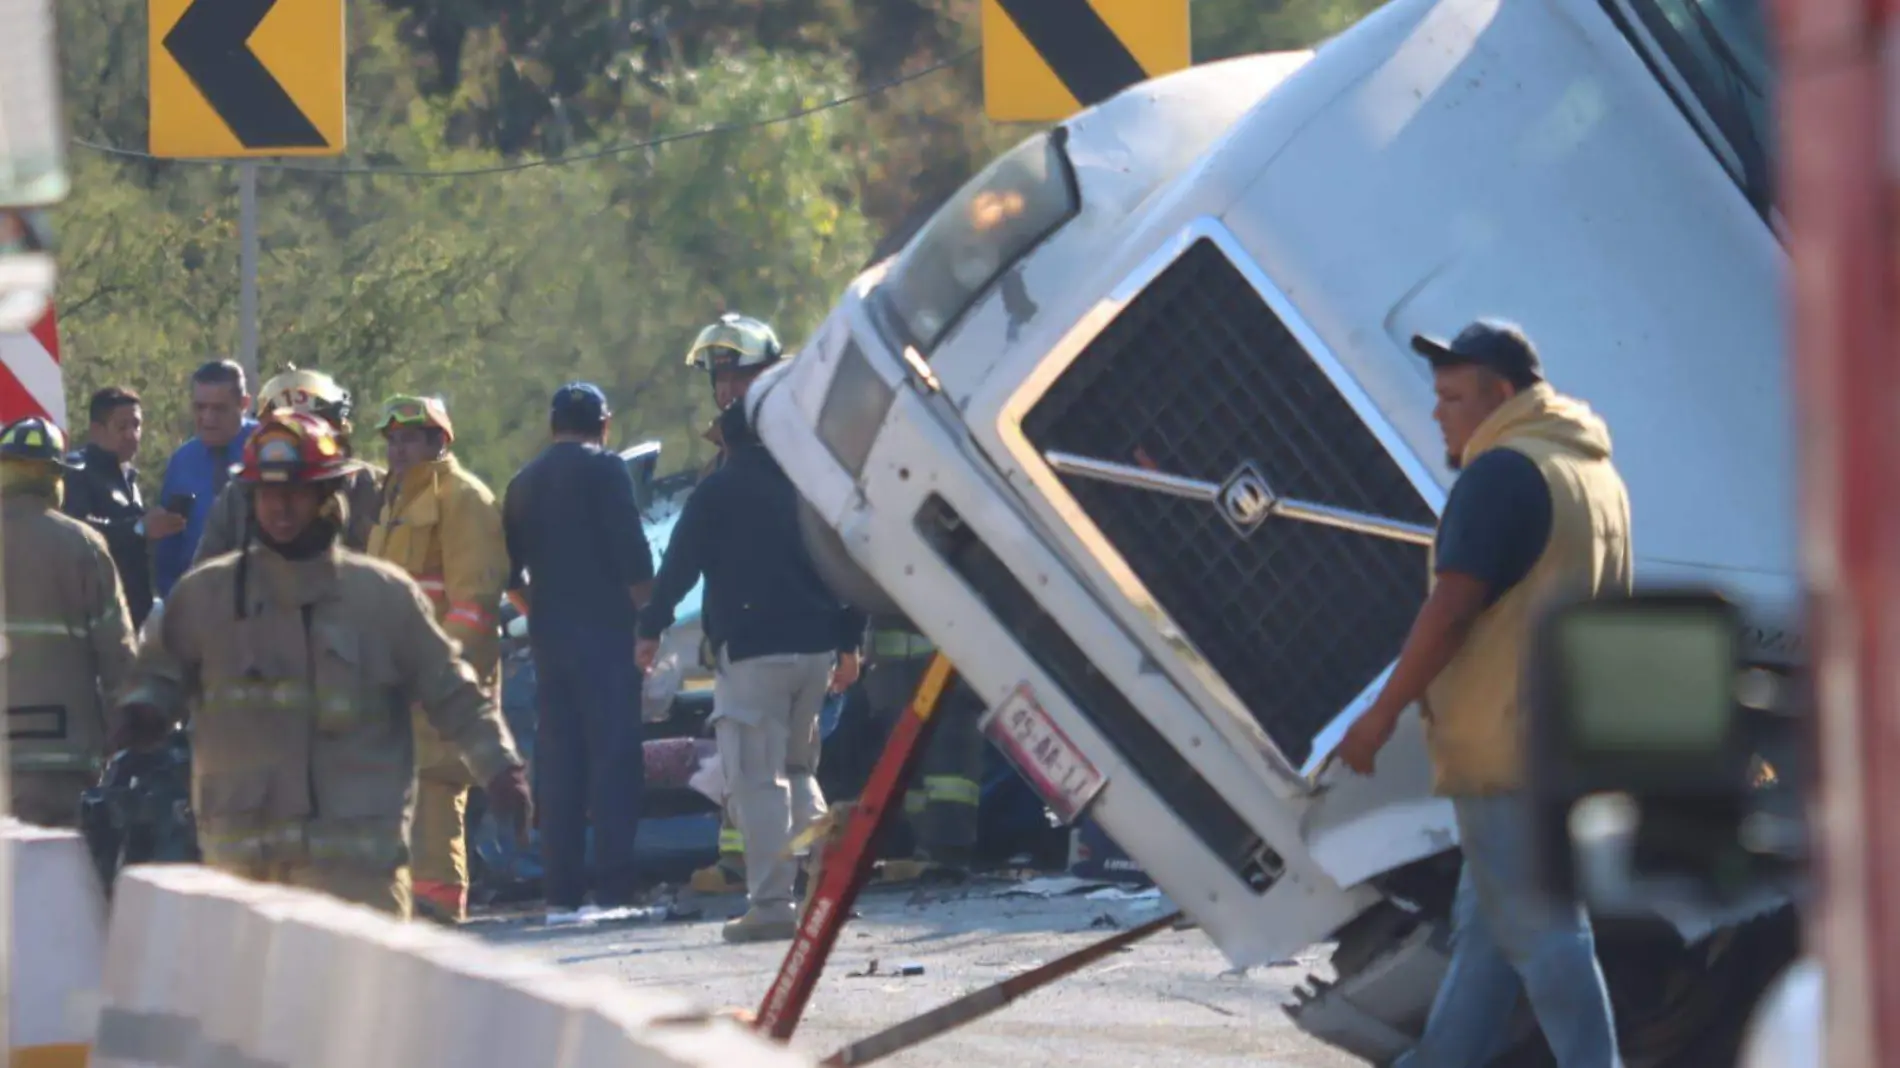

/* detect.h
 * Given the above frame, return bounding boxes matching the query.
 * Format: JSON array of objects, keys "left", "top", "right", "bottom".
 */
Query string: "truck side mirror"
[{"left": 1525, "top": 590, "right": 1806, "bottom": 917}]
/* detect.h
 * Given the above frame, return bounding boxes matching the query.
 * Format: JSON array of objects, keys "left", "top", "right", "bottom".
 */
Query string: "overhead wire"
[{"left": 68, "top": 47, "right": 979, "bottom": 179}]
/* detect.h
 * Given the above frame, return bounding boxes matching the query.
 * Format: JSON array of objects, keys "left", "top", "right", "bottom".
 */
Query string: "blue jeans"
[
  {"left": 532, "top": 628, "right": 644, "bottom": 909},
  {"left": 1395, "top": 793, "right": 1624, "bottom": 1068}
]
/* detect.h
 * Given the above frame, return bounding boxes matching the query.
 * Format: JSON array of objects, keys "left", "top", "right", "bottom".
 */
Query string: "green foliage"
[{"left": 48, "top": 0, "right": 1386, "bottom": 493}]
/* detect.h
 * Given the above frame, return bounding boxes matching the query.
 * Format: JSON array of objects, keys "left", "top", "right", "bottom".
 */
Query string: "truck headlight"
[
  {"left": 876, "top": 128, "right": 1078, "bottom": 353},
  {"left": 816, "top": 341, "right": 896, "bottom": 476}
]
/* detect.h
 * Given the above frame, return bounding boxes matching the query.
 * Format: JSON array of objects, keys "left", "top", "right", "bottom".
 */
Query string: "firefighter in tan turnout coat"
[
  {"left": 367, "top": 395, "right": 507, "bottom": 924},
  {"left": 0, "top": 417, "right": 137, "bottom": 826},
  {"left": 113, "top": 411, "right": 531, "bottom": 917}
]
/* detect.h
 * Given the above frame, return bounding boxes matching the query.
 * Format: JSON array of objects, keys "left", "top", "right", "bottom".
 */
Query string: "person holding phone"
[{"left": 152, "top": 360, "right": 256, "bottom": 598}]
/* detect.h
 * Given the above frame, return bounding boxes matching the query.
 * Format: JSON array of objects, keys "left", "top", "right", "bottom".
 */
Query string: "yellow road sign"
[
  {"left": 982, "top": 0, "right": 1191, "bottom": 123},
  {"left": 148, "top": 0, "right": 345, "bottom": 158}
]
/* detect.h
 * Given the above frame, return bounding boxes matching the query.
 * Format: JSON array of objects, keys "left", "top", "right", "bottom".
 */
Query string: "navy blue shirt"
[
  {"left": 503, "top": 441, "right": 655, "bottom": 635},
  {"left": 1433, "top": 449, "right": 1553, "bottom": 603},
  {"left": 638, "top": 442, "right": 865, "bottom": 662}
]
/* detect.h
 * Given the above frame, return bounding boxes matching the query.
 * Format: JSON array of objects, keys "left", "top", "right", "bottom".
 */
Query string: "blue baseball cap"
[
  {"left": 1410, "top": 319, "right": 1544, "bottom": 387},
  {"left": 550, "top": 381, "right": 611, "bottom": 423}
]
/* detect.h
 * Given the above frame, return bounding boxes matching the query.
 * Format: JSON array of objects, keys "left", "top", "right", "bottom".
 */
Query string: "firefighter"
[
  {"left": 683, "top": 312, "right": 786, "bottom": 895},
  {"left": 861, "top": 615, "right": 987, "bottom": 881},
  {"left": 112, "top": 411, "right": 530, "bottom": 918},
  {"left": 193, "top": 368, "right": 382, "bottom": 564},
  {"left": 367, "top": 395, "right": 506, "bottom": 925},
  {"left": 0, "top": 417, "right": 137, "bottom": 827},
  {"left": 638, "top": 397, "right": 864, "bottom": 944}
]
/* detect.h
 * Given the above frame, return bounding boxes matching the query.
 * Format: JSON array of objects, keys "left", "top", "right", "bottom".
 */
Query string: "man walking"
[
  {"left": 153, "top": 360, "right": 256, "bottom": 597},
  {"left": 638, "top": 400, "right": 864, "bottom": 943},
  {"left": 64, "top": 387, "right": 173, "bottom": 629},
  {"left": 114, "top": 411, "right": 530, "bottom": 918},
  {"left": 1, "top": 418, "right": 137, "bottom": 826},
  {"left": 1337, "top": 320, "right": 1631, "bottom": 1068},
  {"left": 368, "top": 395, "right": 507, "bottom": 924},
  {"left": 503, "top": 382, "right": 654, "bottom": 923}
]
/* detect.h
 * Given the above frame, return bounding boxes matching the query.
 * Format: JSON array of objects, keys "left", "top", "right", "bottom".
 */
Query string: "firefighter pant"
[
  {"left": 410, "top": 704, "right": 478, "bottom": 922},
  {"left": 410, "top": 775, "right": 471, "bottom": 921},
  {"left": 10, "top": 769, "right": 91, "bottom": 829},
  {"left": 712, "top": 649, "right": 830, "bottom": 914},
  {"left": 862, "top": 654, "right": 985, "bottom": 862},
  {"left": 231, "top": 861, "right": 413, "bottom": 920},
  {"left": 533, "top": 627, "right": 644, "bottom": 910}
]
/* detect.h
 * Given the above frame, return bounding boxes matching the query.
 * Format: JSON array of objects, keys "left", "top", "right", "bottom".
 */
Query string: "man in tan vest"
[
  {"left": 113, "top": 411, "right": 530, "bottom": 919},
  {"left": 368, "top": 395, "right": 507, "bottom": 924},
  {"left": 0, "top": 417, "right": 137, "bottom": 826},
  {"left": 1337, "top": 320, "right": 1630, "bottom": 1068}
]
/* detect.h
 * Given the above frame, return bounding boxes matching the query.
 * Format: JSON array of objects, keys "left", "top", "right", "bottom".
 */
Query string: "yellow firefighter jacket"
[
  {"left": 116, "top": 543, "right": 522, "bottom": 872},
  {"left": 1421, "top": 384, "right": 1634, "bottom": 795},
  {"left": 1, "top": 478, "right": 137, "bottom": 774},
  {"left": 193, "top": 464, "right": 383, "bottom": 566},
  {"left": 368, "top": 455, "right": 507, "bottom": 781}
]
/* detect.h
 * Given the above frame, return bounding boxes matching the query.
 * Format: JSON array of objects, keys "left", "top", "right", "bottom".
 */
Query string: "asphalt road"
[{"left": 474, "top": 879, "right": 1364, "bottom": 1067}]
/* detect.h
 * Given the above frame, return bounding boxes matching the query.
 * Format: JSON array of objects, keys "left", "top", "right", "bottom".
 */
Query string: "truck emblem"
[
  {"left": 1217, "top": 463, "right": 1275, "bottom": 537},
  {"left": 1042, "top": 450, "right": 1439, "bottom": 547}
]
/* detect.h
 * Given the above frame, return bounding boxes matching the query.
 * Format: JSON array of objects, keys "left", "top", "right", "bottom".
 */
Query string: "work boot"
[
  {"left": 691, "top": 859, "right": 747, "bottom": 895},
  {"left": 414, "top": 896, "right": 465, "bottom": 928},
  {"left": 873, "top": 858, "right": 931, "bottom": 884},
  {"left": 723, "top": 905, "right": 798, "bottom": 944}
]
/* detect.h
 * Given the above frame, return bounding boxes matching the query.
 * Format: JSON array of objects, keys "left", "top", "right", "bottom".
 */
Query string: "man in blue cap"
[{"left": 502, "top": 381, "right": 655, "bottom": 924}]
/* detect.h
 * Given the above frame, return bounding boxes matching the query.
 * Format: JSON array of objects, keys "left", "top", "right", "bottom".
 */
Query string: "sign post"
[
  {"left": 982, "top": 0, "right": 1190, "bottom": 123},
  {"left": 239, "top": 163, "right": 259, "bottom": 380},
  {"left": 149, "top": 0, "right": 346, "bottom": 377}
]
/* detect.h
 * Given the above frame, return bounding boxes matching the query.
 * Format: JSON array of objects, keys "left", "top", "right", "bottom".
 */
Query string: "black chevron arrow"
[
  {"left": 995, "top": 0, "right": 1150, "bottom": 109},
  {"left": 163, "top": 0, "right": 327, "bottom": 150}
]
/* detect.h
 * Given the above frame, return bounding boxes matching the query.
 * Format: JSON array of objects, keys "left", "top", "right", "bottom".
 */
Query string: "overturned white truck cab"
[{"left": 753, "top": 0, "right": 1797, "bottom": 1062}]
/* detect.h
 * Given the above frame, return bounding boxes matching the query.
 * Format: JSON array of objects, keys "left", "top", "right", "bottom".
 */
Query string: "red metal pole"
[{"left": 1776, "top": 0, "right": 1897, "bottom": 1064}]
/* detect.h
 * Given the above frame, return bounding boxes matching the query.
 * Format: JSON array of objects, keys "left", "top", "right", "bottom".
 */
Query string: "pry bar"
[{"left": 822, "top": 909, "right": 1186, "bottom": 1066}]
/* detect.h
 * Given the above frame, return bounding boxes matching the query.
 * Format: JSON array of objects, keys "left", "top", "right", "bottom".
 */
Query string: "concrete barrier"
[
  {"left": 90, "top": 865, "right": 815, "bottom": 1068},
  {"left": 6, "top": 820, "right": 109, "bottom": 1068}
]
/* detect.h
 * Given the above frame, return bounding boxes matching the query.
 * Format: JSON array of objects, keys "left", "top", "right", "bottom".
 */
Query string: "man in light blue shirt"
[{"left": 153, "top": 359, "right": 256, "bottom": 596}]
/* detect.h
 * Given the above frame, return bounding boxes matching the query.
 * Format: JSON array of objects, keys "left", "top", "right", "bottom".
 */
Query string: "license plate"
[{"left": 982, "top": 684, "right": 1106, "bottom": 824}]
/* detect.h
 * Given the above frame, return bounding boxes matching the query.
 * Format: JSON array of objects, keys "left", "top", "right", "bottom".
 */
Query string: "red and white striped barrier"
[{"left": 0, "top": 305, "right": 65, "bottom": 428}]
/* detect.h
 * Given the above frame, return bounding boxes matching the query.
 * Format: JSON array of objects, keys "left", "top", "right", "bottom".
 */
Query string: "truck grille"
[{"left": 1020, "top": 238, "right": 1436, "bottom": 767}]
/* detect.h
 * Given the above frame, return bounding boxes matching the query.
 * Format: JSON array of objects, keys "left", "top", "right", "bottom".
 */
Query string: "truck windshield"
[{"left": 1619, "top": 0, "right": 1775, "bottom": 217}]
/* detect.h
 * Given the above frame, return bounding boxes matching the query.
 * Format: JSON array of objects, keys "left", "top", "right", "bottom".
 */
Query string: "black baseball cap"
[{"left": 1410, "top": 319, "right": 1544, "bottom": 388}]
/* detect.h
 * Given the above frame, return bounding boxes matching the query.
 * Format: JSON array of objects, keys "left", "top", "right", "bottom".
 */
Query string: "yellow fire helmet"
[{"left": 257, "top": 367, "right": 354, "bottom": 433}]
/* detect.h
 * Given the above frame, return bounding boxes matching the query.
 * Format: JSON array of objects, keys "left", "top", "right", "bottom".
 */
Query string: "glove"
[
  {"left": 485, "top": 764, "right": 533, "bottom": 847},
  {"left": 108, "top": 704, "right": 173, "bottom": 754}
]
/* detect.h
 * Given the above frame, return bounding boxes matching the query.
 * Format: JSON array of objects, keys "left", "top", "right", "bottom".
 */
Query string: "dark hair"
[
  {"left": 191, "top": 359, "right": 248, "bottom": 396},
  {"left": 87, "top": 386, "right": 142, "bottom": 426},
  {"left": 550, "top": 409, "right": 606, "bottom": 438}
]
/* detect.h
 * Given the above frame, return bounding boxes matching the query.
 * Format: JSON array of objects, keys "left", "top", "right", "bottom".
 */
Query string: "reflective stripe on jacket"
[
  {"left": 116, "top": 544, "right": 522, "bottom": 871},
  {"left": 2, "top": 488, "right": 137, "bottom": 773}
]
